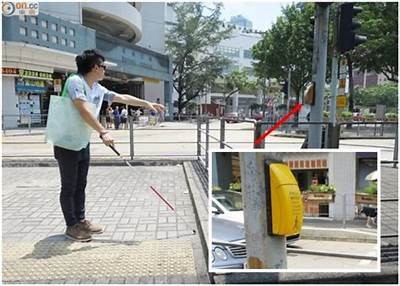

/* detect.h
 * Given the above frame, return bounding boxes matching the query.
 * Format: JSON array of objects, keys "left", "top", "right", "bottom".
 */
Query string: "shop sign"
[
  {"left": 15, "top": 78, "right": 47, "bottom": 93},
  {"left": 336, "top": 95, "right": 347, "bottom": 108},
  {"left": 2, "top": 67, "right": 19, "bottom": 76},
  {"left": 19, "top": 69, "right": 52, "bottom": 80}
]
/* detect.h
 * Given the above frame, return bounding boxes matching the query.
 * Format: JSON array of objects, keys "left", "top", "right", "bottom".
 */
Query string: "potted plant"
[
  {"left": 356, "top": 182, "right": 377, "bottom": 204},
  {"left": 323, "top": 111, "right": 330, "bottom": 121},
  {"left": 304, "top": 184, "right": 336, "bottom": 202},
  {"left": 385, "top": 113, "right": 398, "bottom": 122},
  {"left": 229, "top": 181, "right": 241, "bottom": 192},
  {"left": 362, "top": 112, "right": 376, "bottom": 122},
  {"left": 340, "top": 111, "right": 352, "bottom": 123}
]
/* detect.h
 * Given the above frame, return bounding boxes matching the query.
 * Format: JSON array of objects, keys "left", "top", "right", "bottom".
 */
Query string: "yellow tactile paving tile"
[{"left": 3, "top": 239, "right": 196, "bottom": 282}]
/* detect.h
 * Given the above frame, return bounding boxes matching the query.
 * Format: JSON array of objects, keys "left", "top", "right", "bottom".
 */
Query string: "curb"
[
  {"left": 301, "top": 227, "right": 377, "bottom": 243},
  {"left": 2, "top": 158, "right": 191, "bottom": 168}
]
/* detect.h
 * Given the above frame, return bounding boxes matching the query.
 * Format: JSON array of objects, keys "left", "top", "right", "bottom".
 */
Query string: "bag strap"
[{"left": 61, "top": 73, "right": 87, "bottom": 98}]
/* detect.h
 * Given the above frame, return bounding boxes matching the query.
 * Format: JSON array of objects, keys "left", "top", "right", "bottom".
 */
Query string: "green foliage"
[
  {"left": 353, "top": 83, "right": 398, "bottom": 108},
  {"left": 352, "top": 3, "right": 398, "bottom": 82},
  {"left": 252, "top": 3, "right": 316, "bottom": 98},
  {"left": 166, "top": 2, "right": 232, "bottom": 114},
  {"left": 309, "top": 184, "right": 336, "bottom": 193},
  {"left": 363, "top": 182, "right": 377, "bottom": 195},
  {"left": 229, "top": 181, "right": 241, "bottom": 192},
  {"left": 323, "top": 111, "right": 330, "bottom": 118},
  {"left": 212, "top": 185, "right": 222, "bottom": 192},
  {"left": 363, "top": 113, "right": 376, "bottom": 121},
  {"left": 340, "top": 111, "right": 353, "bottom": 120},
  {"left": 385, "top": 113, "right": 398, "bottom": 121}
]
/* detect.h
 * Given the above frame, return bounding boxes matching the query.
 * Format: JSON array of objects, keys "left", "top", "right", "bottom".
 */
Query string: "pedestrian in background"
[
  {"left": 52, "top": 49, "right": 164, "bottom": 242},
  {"left": 106, "top": 106, "right": 113, "bottom": 129},
  {"left": 120, "top": 106, "right": 128, "bottom": 129},
  {"left": 113, "top": 106, "right": 120, "bottom": 130}
]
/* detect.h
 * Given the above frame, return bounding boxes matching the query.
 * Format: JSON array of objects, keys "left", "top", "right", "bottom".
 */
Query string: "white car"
[{"left": 211, "top": 190, "right": 300, "bottom": 269}]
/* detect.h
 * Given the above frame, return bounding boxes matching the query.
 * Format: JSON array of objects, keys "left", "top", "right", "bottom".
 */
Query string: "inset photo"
[{"left": 209, "top": 151, "right": 380, "bottom": 272}]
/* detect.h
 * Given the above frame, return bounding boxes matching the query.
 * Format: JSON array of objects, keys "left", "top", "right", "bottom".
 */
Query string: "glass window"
[
  {"left": 51, "top": 35, "right": 58, "bottom": 44},
  {"left": 243, "top": 49, "right": 253, "bottom": 59},
  {"left": 30, "top": 17, "right": 38, "bottom": 25},
  {"left": 19, "top": 27, "right": 27, "bottom": 36},
  {"left": 69, "top": 40, "right": 75, "bottom": 48},
  {"left": 31, "top": 30, "right": 38, "bottom": 39},
  {"left": 41, "top": 33, "right": 48, "bottom": 41},
  {"left": 19, "top": 15, "right": 27, "bottom": 22},
  {"left": 149, "top": 56, "right": 152, "bottom": 62},
  {"left": 69, "top": 29, "right": 75, "bottom": 36},
  {"left": 41, "top": 20, "right": 48, "bottom": 28},
  {"left": 61, "top": 38, "right": 67, "bottom": 46},
  {"left": 60, "top": 26, "right": 66, "bottom": 34},
  {"left": 51, "top": 23, "right": 57, "bottom": 31}
]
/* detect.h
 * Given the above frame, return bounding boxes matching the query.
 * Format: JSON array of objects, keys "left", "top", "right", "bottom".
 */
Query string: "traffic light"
[
  {"left": 280, "top": 80, "right": 288, "bottom": 95},
  {"left": 336, "top": 3, "right": 367, "bottom": 53}
]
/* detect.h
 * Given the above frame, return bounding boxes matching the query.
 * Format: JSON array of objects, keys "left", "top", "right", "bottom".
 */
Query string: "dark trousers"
[{"left": 54, "top": 144, "right": 90, "bottom": 227}]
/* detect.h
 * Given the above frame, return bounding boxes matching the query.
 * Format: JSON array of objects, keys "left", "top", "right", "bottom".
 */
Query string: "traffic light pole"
[
  {"left": 308, "top": 4, "right": 330, "bottom": 148},
  {"left": 240, "top": 152, "right": 287, "bottom": 269}
]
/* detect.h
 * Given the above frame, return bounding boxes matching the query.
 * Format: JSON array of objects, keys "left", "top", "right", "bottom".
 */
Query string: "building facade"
[{"left": 2, "top": 2, "right": 173, "bottom": 128}]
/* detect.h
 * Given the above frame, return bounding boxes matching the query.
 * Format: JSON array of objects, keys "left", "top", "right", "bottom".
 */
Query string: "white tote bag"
[{"left": 46, "top": 77, "right": 96, "bottom": 151}]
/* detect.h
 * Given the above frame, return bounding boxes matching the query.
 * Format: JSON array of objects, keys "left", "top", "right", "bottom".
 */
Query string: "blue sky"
[{"left": 220, "top": 1, "right": 288, "bottom": 31}]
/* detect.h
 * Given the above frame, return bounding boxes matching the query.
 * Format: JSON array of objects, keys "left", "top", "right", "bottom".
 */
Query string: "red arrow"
[{"left": 254, "top": 103, "right": 303, "bottom": 145}]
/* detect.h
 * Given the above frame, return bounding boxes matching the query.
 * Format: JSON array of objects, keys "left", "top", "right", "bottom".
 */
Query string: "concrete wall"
[
  {"left": 144, "top": 81, "right": 164, "bottom": 105},
  {"left": 39, "top": 2, "right": 81, "bottom": 23},
  {"left": 138, "top": 2, "right": 165, "bottom": 54},
  {"left": 2, "top": 77, "right": 19, "bottom": 128}
]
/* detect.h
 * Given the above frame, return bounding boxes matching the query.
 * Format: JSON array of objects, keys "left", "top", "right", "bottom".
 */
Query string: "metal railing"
[{"left": 1, "top": 114, "right": 398, "bottom": 171}]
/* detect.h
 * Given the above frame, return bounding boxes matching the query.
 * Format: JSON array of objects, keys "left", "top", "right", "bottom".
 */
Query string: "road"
[
  {"left": 2, "top": 120, "right": 396, "bottom": 161},
  {"left": 287, "top": 239, "right": 378, "bottom": 270}
]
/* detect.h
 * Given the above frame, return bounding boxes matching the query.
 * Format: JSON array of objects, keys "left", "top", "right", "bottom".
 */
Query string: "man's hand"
[
  {"left": 100, "top": 131, "right": 114, "bottom": 147},
  {"left": 144, "top": 102, "right": 165, "bottom": 113}
]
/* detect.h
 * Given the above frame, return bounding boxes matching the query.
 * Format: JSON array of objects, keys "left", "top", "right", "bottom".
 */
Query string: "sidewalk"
[{"left": 2, "top": 164, "right": 209, "bottom": 284}]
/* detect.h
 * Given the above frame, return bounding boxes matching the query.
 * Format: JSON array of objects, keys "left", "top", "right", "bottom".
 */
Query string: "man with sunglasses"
[{"left": 54, "top": 49, "right": 164, "bottom": 242}]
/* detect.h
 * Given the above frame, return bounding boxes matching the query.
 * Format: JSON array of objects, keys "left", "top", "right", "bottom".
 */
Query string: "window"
[
  {"left": 69, "top": 29, "right": 75, "bottom": 36},
  {"left": 31, "top": 30, "right": 38, "bottom": 39},
  {"left": 51, "top": 23, "right": 57, "bottom": 31},
  {"left": 19, "top": 15, "right": 26, "bottom": 22},
  {"left": 19, "top": 27, "right": 27, "bottom": 36},
  {"left": 69, "top": 40, "right": 75, "bottom": 48},
  {"left": 60, "top": 25, "right": 66, "bottom": 34},
  {"left": 41, "top": 33, "right": 49, "bottom": 41},
  {"left": 41, "top": 20, "right": 48, "bottom": 28},
  {"left": 149, "top": 56, "right": 152, "bottom": 62},
  {"left": 131, "top": 51, "right": 135, "bottom": 56},
  {"left": 61, "top": 38, "right": 67, "bottom": 46},
  {"left": 51, "top": 35, "right": 58, "bottom": 44},
  {"left": 243, "top": 49, "right": 253, "bottom": 59},
  {"left": 30, "top": 17, "right": 38, "bottom": 25}
]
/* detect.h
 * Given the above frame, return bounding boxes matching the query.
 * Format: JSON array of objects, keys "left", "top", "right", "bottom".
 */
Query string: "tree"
[
  {"left": 166, "top": 2, "right": 232, "bottom": 115},
  {"left": 213, "top": 70, "right": 257, "bottom": 114},
  {"left": 252, "top": 3, "right": 315, "bottom": 102},
  {"left": 352, "top": 2, "right": 398, "bottom": 82},
  {"left": 353, "top": 83, "right": 398, "bottom": 110}
]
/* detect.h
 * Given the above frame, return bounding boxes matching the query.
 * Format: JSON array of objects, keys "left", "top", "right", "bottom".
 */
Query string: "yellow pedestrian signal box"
[{"left": 265, "top": 161, "right": 303, "bottom": 236}]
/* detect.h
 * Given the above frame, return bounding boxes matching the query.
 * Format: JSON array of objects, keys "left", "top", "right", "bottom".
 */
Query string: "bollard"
[
  {"left": 197, "top": 116, "right": 201, "bottom": 158},
  {"left": 129, "top": 116, "right": 134, "bottom": 160},
  {"left": 205, "top": 116, "right": 210, "bottom": 170},
  {"left": 220, "top": 118, "right": 226, "bottom": 149},
  {"left": 342, "top": 194, "right": 346, "bottom": 228},
  {"left": 380, "top": 122, "right": 384, "bottom": 136},
  {"left": 253, "top": 121, "right": 265, "bottom": 149},
  {"left": 28, "top": 115, "right": 32, "bottom": 134}
]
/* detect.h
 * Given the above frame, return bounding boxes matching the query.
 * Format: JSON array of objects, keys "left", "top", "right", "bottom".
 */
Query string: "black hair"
[{"left": 75, "top": 49, "right": 105, "bottom": 75}]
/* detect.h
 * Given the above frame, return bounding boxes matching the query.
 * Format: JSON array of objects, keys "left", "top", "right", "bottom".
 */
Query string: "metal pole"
[
  {"left": 342, "top": 193, "right": 346, "bottom": 228},
  {"left": 287, "top": 68, "right": 291, "bottom": 112},
  {"left": 240, "top": 152, "right": 287, "bottom": 269},
  {"left": 253, "top": 121, "right": 264, "bottom": 149},
  {"left": 205, "top": 115, "right": 209, "bottom": 170},
  {"left": 394, "top": 125, "right": 398, "bottom": 168},
  {"left": 309, "top": 4, "right": 330, "bottom": 148},
  {"left": 129, "top": 116, "right": 134, "bottom": 160},
  {"left": 220, "top": 117, "right": 225, "bottom": 149},
  {"left": 28, "top": 115, "right": 32, "bottom": 134},
  {"left": 262, "top": 78, "right": 267, "bottom": 118},
  {"left": 329, "top": 53, "right": 339, "bottom": 125},
  {"left": 197, "top": 116, "right": 201, "bottom": 158}
]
